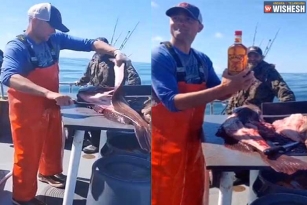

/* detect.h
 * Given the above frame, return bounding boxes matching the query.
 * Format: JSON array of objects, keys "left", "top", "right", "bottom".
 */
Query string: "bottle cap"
[{"left": 235, "top": 30, "right": 242, "bottom": 35}]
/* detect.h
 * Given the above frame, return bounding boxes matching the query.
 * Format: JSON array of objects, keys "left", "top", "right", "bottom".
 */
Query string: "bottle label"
[
  {"left": 234, "top": 37, "right": 241, "bottom": 43},
  {"left": 228, "top": 54, "right": 245, "bottom": 73}
]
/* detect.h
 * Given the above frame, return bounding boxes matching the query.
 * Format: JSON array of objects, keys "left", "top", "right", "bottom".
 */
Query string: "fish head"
[{"left": 233, "top": 104, "right": 262, "bottom": 123}]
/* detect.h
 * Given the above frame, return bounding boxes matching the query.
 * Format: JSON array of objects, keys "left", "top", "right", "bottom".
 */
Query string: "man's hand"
[
  {"left": 46, "top": 92, "right": 73, "bottom": 106},
  {"left": 221, "top": 69, "right": 255, "bottom": 94},
  {"left": 92, "top": 40, "right": 130, "bottom": 66},
  {"left": 114, "top": 50, "right": 130, "bottom": 66}
]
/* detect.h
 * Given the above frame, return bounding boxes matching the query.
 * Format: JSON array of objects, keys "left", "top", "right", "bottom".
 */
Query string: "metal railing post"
[
  {"left": 210, "top": 102, "right": 214, "bottom": 115},
  {"left": 0, "top": 82, "right": 4, "bottom": 99}
]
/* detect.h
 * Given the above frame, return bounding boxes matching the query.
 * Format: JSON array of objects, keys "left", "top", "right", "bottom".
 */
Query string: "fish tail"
[
  {"left": 259, "top": 153, "right": 307, "bottom": 175},
  {"left": 134, "top": 124, "right": 151, "bottom": 152}
]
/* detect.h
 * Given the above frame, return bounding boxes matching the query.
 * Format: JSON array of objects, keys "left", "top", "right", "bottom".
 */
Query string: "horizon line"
[
  {"left": 58, "top": 57, "right": 306, "bottom": 74},
  {"left": 59, "top": 56, "right": 150, "bottom": 64}
]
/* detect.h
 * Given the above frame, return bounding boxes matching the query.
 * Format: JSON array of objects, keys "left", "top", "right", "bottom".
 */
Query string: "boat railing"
[
  {"left": 0, "top": 82, "right": 4, "bottom": 99},
  {"left": 0, "top": 82, "right": 228, "bottom": 115},
  {"left": 57, "top": 82, "right": 76, "bottom": 93}
]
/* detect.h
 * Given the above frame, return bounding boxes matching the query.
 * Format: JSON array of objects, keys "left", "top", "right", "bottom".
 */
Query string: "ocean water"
[
  {"left": 2, "top": 57, "right": 307, "bottom": 115},
  {"left": 58, "top": 57, "right": 151, "bottom": 94},
  {"left": 207, "top": 72, "right": 307, "bottom": 115}
]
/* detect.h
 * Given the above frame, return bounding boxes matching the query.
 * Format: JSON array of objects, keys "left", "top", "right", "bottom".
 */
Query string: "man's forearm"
[
  {"left": 92, "top": 41, "right": 118, "bottom": 57},
  {"left": 9, "top": 74, "right": 51, "bottom": 97},
  {"left": 174, "top": 85, "right": 231, "bottom": 110}
]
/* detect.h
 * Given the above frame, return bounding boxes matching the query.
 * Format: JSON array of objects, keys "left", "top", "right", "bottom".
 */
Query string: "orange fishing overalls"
[
  {"left": 151, "top": 42, "right": 208, "bottom": 205},
  {"left": 7, "top": 35, "right": 63, "bottom": 201}
]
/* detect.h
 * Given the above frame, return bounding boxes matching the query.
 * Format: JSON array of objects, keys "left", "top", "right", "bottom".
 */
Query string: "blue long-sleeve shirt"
[
  {"left": 0, "top": 32, "right": 96, "bottom": 86},
  {"left": 152, "top": 44, "right": 221, "bottom": 112}
]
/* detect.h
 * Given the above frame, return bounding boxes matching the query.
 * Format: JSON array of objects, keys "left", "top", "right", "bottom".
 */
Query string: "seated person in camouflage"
[
  {"left": 226, "top": 46, "right": 295, "bottom": 185},
  {"left": 76, "top": 37, "right": 141, "bottom": 87},
  {"left": 75, "top": 37, "right": 141, "bottom": 154},
  {"left": 225, "top": 46, "right": 295, "bottom": 115}
]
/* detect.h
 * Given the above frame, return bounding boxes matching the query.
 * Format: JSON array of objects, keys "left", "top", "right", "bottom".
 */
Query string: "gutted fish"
[
  {"left": 77, "top": 63, "right": 151, "bottom": 152},
  {"left": 217, "top": 104, "right": 307, "bottom": 175},
  {"left": 272, "top": 114, "right": 307, "bottom": 147},
  {"left": 112, "top": 63, "right": 151, "bottom": 152},
  {"left": 126, "top": 96, "right": 152, "bottom": 124},
  {"left": 141, "top": 97, "right": 152, "bottom": 124},
  {"left": 77, "top": 86, "right": 131, "bottom": 124}
]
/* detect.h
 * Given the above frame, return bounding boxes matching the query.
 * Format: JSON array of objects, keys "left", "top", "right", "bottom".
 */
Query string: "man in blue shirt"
[
  {"left": 151, "top": 2, "right": 254, "bottom": 205},
  {"left": 0, "top": 3, "right": 129, "bottom": 205}
]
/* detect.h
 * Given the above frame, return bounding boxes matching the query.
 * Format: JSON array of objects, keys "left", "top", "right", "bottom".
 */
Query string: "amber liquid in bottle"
[{"left": 228, "top": 30, "right": 247, "bottom": 75}]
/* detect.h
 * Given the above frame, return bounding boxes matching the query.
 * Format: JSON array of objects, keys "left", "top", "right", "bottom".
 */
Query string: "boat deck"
[
  {"left": 0, "top": 133, "right": 250, "bottom": 205},
  {"left": 0, "top": 134, "right": 94, "bottom": 205}
]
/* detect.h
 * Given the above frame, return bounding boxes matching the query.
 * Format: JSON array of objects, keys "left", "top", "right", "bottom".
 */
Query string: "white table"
[
  {"left": 60, "top": 105, "right": 134, "bottom": 205},
  {"left": 201, "top": 115, "right": 307, "bottom": 205}
]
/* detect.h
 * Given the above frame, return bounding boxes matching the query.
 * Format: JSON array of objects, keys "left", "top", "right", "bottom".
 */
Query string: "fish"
[
  {"left": 216, "top": 104, "right": 307, "bottom": 175},
  {"left": 77, "top": 63, "right": 151, "bottom": 152},
  {"left": 272, "top": 114, "right": 307, "bottom": 147},
  {"left": 111, "top": 62, "right": 151, "bottom": 151},
  {"left": 141, "top": 97, "right": 152, "bottom": 124},
  {"left": 126, "top": 96, "right": 152, "bottom": 124},
  {"left": 77, "top": 86, "right": 131, "bottom": 124}
]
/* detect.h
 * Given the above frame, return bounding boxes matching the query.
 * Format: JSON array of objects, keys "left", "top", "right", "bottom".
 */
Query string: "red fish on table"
[
  {"left": 272, "top": 114, "right": 307, "bottom": 147},
  {"left": 216, "top": 104, "right": 307, "bottom": 175},
  {"left": 76, "top": 63, "right": 151, "bottom": 152}
]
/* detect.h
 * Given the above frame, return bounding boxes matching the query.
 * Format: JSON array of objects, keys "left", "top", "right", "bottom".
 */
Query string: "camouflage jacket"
[
  {"left": 225, "top": 61, "right": 295, "bottom": 115},
  {"left": 77, "top": 53, "right": 141, "bottom": 87}
]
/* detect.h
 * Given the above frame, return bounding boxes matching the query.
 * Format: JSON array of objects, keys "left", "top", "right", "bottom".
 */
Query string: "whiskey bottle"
[{"left": 227, "top": 30, "right": 247, "bottom": 75}]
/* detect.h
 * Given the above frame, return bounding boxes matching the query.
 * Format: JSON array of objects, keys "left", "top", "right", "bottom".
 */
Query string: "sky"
[
  {"left": 152, "top": 0, "right": 307, "bottom": 73},
  {"left": 0, "top": 0, "right": 306, "bottom": 71},
  {"left": 0, "top": 0, "right": 151, "bottom": 63}
]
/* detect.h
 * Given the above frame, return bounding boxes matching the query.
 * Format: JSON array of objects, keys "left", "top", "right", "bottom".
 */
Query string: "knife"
[
  {"left": 263, "top": 141, "right": 300, "bottom": 156},
  {"left": 72, "top": 100, "right": 95, "bottom": 106}
]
